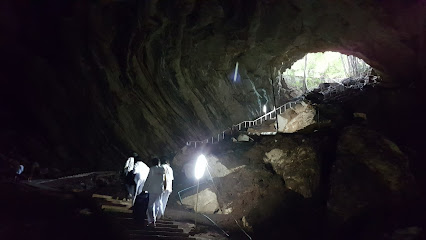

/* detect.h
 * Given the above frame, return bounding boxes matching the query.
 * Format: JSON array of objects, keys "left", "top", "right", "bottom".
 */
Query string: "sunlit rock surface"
[
  {"left": 181, "top": 188, "right": 220, "bottom": 214},
  {"left": 277, "top": 101, "right": 316, "bottom": 133}
]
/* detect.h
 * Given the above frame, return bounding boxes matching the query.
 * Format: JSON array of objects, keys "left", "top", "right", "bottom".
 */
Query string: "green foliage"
[{"left": 281, "top": 52, "right": 371, "bottom": 91}]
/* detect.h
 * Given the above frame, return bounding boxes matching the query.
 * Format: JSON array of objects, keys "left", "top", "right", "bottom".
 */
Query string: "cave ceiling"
[{"left": 0, "top": 0, "right": 425, "bottom": 170}]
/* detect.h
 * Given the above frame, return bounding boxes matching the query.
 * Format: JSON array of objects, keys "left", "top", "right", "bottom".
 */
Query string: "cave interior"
[{"left": 1, "top": 0, "right": 426, "bottom": 240}]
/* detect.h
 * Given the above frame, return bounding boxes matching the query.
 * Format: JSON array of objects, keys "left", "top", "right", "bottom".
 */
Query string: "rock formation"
[
  {"left": 1, "top": 1, "right": 425, "bottom": 238},
  {"left": 328, "top": 125, "right": 416, "bottom": 220},
  {"left": 1, "top": 0, "right": 425, "bottom": 171}
]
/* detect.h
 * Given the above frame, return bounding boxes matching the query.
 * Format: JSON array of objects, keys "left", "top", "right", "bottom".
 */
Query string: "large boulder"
[
  {"left": 181, "top": 188, "right": 220, "bottom": 214},
  {"left": 263, "top": 139, "right": 320, "bottom": 198},
  {"left": 328, "top": 126, "right": 416, "bottom": 220},
  {"left": 172, "top": 138, "right": 294, "bottom": 231},
  {"left": 277, "top": 102, "right": 316, "bottom": 133}
]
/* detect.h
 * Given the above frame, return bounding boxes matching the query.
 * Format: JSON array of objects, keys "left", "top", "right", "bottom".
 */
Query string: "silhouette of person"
[{"left": 143, "top": 158, "right": 165, "bottom": 227}]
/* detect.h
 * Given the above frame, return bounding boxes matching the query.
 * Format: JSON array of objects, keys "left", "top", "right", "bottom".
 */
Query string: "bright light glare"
[
  {"left": 263, "top": 105, "right": 267, "bottom": 113},
  {"left": 233, "top": 62, "right": 239, "bottom": 82},
  {"left": 194, "top": 154, "right": 207, "bottom": 180}
]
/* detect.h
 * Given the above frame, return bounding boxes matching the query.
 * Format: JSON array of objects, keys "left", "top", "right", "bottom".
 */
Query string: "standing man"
[
  {"left": 124, "top": 152, "right": 137, "bottom": 200},
  {"left": 143, "top": 158, "right": 165, "bottom": 227},
  {"left": 159, "top": 159, "right": 173, "bottom": 219}
]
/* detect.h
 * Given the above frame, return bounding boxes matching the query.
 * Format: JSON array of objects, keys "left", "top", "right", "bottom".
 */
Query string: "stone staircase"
[{"left": 92, "top": 194, "right": 196, "bottom": 240}]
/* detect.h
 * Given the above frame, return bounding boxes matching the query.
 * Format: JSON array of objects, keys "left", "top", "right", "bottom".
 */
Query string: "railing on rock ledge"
[
  {"left": 186, "top": 76, "right": 378, "bottom": 148},
  {"left": 186, "top": 97, "right": 305, "bottom": 148}
]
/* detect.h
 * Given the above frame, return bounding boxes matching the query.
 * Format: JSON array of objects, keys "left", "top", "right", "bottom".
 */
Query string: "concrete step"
[
  {"left": 117, "top": 217, "right": 174, "bottom": 225},
  {"left": 101, "top": 204, "right": 132, "bottom": 213},
  {"left": 92, "top": 194, "right": 113, "bottom": 199},
  {"left": 128, "top": 230, "right": 189, "bottom": 237},
  {"left": 130, "top": 227, "right": 183, "bottom": 233},
  {"left": 93, "top": 194, "right": 194, "bottom": 240},
  {"left": 129, "top": 236, "right": 196, "bottom": 240},
  {"left": 123, "top": 222, "right": 179, "bottom": 229}
]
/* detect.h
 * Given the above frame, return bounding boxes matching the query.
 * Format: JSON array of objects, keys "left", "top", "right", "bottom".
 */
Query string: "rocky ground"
[
  {"left": 2, "top": 86, "right": 425, "bottom": 240},
  {"left": 171, "top": 86, "right": 426, "bottom": 240},
  {"left": 1, "top": 169, "right": 243, "bottom": 240}
]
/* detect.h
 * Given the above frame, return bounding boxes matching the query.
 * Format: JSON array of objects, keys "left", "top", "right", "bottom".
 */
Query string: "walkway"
[
  {"left": 92, "top": 194, "right": 227, "bottom": 240},
  {"left": 186, "top": 75, "right": 377, "bottom": 148},
  {"left": 186, "top": 96, "right": 305, "bottom": 147}
]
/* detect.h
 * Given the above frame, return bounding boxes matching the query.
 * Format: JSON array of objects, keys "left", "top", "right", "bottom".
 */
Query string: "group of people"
[{"left": 123, "top": 152, "right": 174, "bottom": 227}]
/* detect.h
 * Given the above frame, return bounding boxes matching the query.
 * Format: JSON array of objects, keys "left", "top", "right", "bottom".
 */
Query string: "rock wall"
[
  {"left": 328, "top": 126, "right": 416, "bottom": 221},
  {"left": 171, "top": 118, "right": 421, "bottom": 238},
  {"left": 0, "top": 0, "right": 425, "bottom": 170}
]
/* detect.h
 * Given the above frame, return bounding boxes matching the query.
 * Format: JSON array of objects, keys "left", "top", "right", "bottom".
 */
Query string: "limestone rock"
[
  {"left": 181, "top": 188, "right": 220, "bottom": 214},
  {"left": 247, "top": 120, "right": 276, "bottom": 136},
  {"left": 237, "top": 134, "right": 253, "bottom": 142},
  {"left": 263, "top": 145, "right": 320, "bottom": 198},
  {"left": 328, "top": 126, "right": 416, "bottom": 220},
  {"left": 175, "top": 151, "right": 237, "bottom": 180},
  {"left": 277, "top": 102, "right": 316, "bottom": 133},
  {"left": 353, "top": 112, "right": 367, "bottom": 120},
  {"left": 2, "top": 0, "right": 425, "bottom": 170}
]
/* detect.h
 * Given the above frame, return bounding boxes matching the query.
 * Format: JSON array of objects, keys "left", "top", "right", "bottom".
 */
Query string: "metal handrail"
[
  {"left": 186, "top": 97, "right": 304, "bottom": 147},
  {"left": 186, "top": 76, "right": 376, "bottom": 147}
]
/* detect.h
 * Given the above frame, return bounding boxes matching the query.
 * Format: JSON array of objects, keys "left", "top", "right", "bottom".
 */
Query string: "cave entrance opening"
[{"left": 278, "top": 51, "right": 372, "bottom": 97}]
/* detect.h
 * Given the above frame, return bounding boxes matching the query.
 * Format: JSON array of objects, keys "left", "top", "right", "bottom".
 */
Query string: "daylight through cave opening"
[{"left": 278, "top": 52, "right": 372, "bottom": 97}]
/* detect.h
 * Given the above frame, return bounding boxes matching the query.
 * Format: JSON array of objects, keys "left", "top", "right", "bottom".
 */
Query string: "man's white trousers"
[
  {"left": 147, "top": 192, "right": 162, "bottom": 224},
  {"left": 160, "top": 190, "right": 171, "bottom": 217}
]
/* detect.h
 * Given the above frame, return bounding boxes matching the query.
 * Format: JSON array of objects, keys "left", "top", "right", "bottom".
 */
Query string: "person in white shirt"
[
  {"left": 124, "top": 153, "right": 136, "bottom": 175},
  {"left": 132, "top": 160, "right": 150, "bottom": 205},
  {"left": 124, "top": 152, "right": 137, "bottom": 200},
  {"left": 142, "top": 158, "right": 165, "bottom": 227},
  {"left": 159, "top": 159, "right": 173, "bottom": 219}
]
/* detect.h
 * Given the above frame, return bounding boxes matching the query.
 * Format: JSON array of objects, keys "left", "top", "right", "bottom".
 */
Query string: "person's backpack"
[{"left": 125, "top": 170, "right": 136, "bottom": 185}]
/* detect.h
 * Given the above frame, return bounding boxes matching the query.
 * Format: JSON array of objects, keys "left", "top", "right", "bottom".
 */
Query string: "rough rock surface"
[
  {"left": 1, "top": 0, "right": 425, "bottom": 170},
  {"left": 277, "top": 102, "right": 316, "bottom": 133},
  {"left": 328, "top": 125, "right": 416, "bottom": 220},
  {"left": 171, "top": 134, "right": 325, "bottom": 238},
  {"left": 263, "top": 140, "right": 320, "bottom": 198},
  {"left": 181, "top": 188, "right": 220, "bottom": 214}
]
